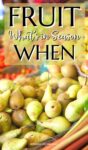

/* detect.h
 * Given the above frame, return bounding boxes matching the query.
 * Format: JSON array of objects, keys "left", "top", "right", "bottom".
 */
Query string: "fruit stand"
[{"left": 0, "top": 58, "right": 88, "bottom": 150}]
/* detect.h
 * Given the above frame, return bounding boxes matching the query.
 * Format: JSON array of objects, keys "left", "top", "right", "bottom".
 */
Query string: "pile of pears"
[{"left": 0, "top": 63, "right": 88, "bottom": 150}]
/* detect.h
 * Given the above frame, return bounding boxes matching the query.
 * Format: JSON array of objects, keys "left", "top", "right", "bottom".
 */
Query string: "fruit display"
[{"left": 0, "top": 63, "right": 88, "bottom": 150}]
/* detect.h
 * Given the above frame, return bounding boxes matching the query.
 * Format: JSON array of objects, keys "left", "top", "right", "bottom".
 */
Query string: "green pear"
[
  {"left": 41, "top": 129, "right": 55, "bottom": 137},
  {"left": 45, "top": 100, "right": 61, "bottom": 118},
  {"left": 36, "top": 88, "right": 44, "bottom": 101},
  {"left": 38, "top": 116, "right": 71, "bottom": 134},
  {"left": 20, "top": 126, "right": 35, "bottom": 138},
  {"left": 26, "top": 101, "right": 43, "bottom": 122},
  {"left": 2, "top": 138, "right": 27, "bottom": 150},
  {"left": 12, "top": 109, "right": 34, "bottom": 127},
  {"left": 39, "top": 82, "right": 47, "bottom": 91},
  {"left": 78, "top": 76, "right": 88, "bottom": 86},
  {"left": 55, "top": 88, "right": 63, "bottom": 96},
  {"left": 40, "top": 72, "right": 51, "bottom": 82},
  {"left": 52, "top": 93, "right": 58, "bottom": 100},
  {"left": 35, "top": 76, "right": 41, "bottom": 85},
  {"left": 0, "top": 90, "right": 11, "bottom": 112},
  {"left": 38, "top": 112, "right": 49, "bottom": 121},
  {"left": 0, "top": 112, "right": 11, "bottom": 134},
  {"left": 66, "top": 84, "right": 81, "bottom": 99},
  {"left": 0, "top": 79, "right": 14, "bottom": 92},
  {"left": 5, "top": 108, "right": 13, "bottom": 113},
  {"left": 65, "top": 93, "right": 88, "bottom": 122},
  {"left": 77, "top": 86, "right": 88, "bottom": 99},
  {"left": 24, "top": 98, "right": 38, "bottom": 109},
  {"left": 0, "top": 129, "right": 22, "bottom": 145},
  {"left": 13, "top": 84, "right": 21, "bottom": 90},
  {"left": 61, "top": 64, "right": 78, "bottom": 78},
  {"left": 1, "top": 90, "right": 11, "bottom": 100},
  {"left": 0, "top": 90, "right": 2, "bottom": 94},
  {"left": 9, "top": 88, "right": 24, "bottom": 110},
  {"left": 36, "top": 112, "right": 49, "bottom": 132},
  {"left": 24, "top": 131, "right": 50, "bottom": 146},
  {"left": 21, "top": 85, "right": 36, "bottom": 98},
  {"left": 65, "top": 100, "right": 84, "bottom": 122},
  {"left": 52, "top": 89, "right": 62, "bottom": 100},
  {"left": 57, "top": 92, "right": 71, "bottom": 114},
  {"left": 58, "top": 78, "right": 78, "bottom": 91},
  {"left": 42, "top": 85, "right": 54, "bottom": 106},
  {"left": 49, "top": 78, "right": 62, "bottom": 89},
  {"left": 47, "top": 64, "right": 61, "bottom": 78}
]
